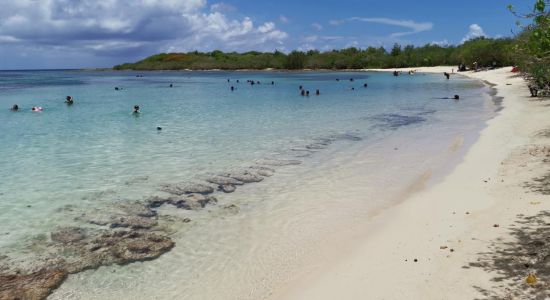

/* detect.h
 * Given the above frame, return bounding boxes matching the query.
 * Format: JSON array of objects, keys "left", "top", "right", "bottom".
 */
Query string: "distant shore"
[{"left": 273, "top": 66, "right": 550, "bottom": 299}]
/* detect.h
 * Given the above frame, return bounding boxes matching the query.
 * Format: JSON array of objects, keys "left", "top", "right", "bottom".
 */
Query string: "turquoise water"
[{"left": 0, "top": 70, "right": 496, "bottom": 298}]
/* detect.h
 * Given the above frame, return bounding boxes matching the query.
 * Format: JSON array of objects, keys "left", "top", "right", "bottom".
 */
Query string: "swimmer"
[
  {"left": 316, "top": 89, "right": 320, "bottom": 96},
  {"left": 444, "top": 72, "right": 450, "bottom": 80},
  {"left": 306, "top": 90, "right": 310, "bottom": 97},
  {"left": 301, "top": 90, "right": 305, "bottom": 96},
  {"left": 454, "top": 95, "right": 460, "bottom": 100},
  {"left": 350, "top": 78, "right": 354, "bottom": 82},
  {"left": 271, "top": 81, "right": 274, "bottom": 85},
  {"left": 169, "top": 84, "right": 173, "bottom": 88},
  {"left": 31, "top": 106, "right": 43, "bottom": 112},
  {"left": 299, "top": 85, "right": 303, "bottom": 90},
  {"left": 157, "top": 126, "right": 162, "bottom": 131},
  {"left": 65, "top": 96, "right": 74, "bottom": 105},
  {"left": 363, "top": 83, "right": 368, "bottom": 88},
  {"left": 11, "top": 104, "right": 19, "bottom": 111},
  {"left": 115, "top": 87, "right": 120, "bottom": 90},
  {"left": 133, "top": 105, "right": 140, "bottom": 114},
  {"left": 230, "top": 86, "right": 235, "bottom": 91}
]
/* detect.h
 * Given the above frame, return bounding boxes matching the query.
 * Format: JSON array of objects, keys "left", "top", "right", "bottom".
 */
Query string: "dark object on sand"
[{"left": 529, "top": 85, "right": 539, "bottom": 97}]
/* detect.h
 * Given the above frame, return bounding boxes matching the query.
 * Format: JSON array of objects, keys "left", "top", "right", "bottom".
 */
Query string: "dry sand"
[{"left": 273, "top": 67, "right": 550, "bottom": 299}]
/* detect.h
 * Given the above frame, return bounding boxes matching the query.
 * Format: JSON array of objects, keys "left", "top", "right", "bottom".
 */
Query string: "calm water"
[{"left": 0, "top": 70, "right": 496, "bottom": 299}]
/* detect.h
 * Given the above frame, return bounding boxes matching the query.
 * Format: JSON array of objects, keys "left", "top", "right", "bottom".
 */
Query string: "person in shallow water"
[
  {"left": 133, "top": 105, "right": 140, "bottom": 114},
  {"left": 11, "top": 104, "right": 19, "bottom": 111},
  {"left": 316, "top": 89, "right": 320, "bottom": 95},
  {"left": 65, "top": 96, "right": 74, "bottom": 105},
  {"left": 31, "top": 106, "right": 43, "bottom": 112}
]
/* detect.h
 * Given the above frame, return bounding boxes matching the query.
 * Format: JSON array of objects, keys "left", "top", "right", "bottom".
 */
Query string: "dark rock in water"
[
  {"left": 228, "top": 172, "right": 264, "bottom": 183},
  {"left": 372, "top": 114, "right": 426, "bottom": 129},
  {"left": 64, "top": 231, "right": 174, "bottom": 273},
  {"left": 109, "top": 216, "right": 157, "bottom": 229},
  {"left": 0, "top": 269, "right": 67, "bottom": 300},
  {"left": 51, "top": 227, "right": 86, "bottom": 244},
  {"left": 206, "top": 175, "right": 244, "bottom": 186},
  {"left": 171, "top": 194, "right": 217, "bottom": 210},
  {"left": 220, "top": 185, "right": 236, "bottom": 193},
  {"left": 160, "top": 183, "right": 215, "bottom": 195},
  {"left": 182, "top": 183, "right": 215, "bottom": 195}
]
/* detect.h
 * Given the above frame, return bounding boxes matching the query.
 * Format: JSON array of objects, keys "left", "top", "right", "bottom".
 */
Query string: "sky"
[{"left": 0, "top": 0, "right": 534, "bottom": 69}]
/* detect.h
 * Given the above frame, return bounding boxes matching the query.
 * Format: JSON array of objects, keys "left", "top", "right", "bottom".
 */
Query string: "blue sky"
[{"left": 0, "top": 0, "right": 532, "bottom": 69}]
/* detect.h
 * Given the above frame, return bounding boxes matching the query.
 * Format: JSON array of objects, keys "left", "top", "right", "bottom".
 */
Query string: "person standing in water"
[
  {"left": 133, "top": 105, "right": 140, "bottom": 114},
  {"left": 65, "top": 96, "right": 74, "bottom": 105},
  {"left": 11, "top": 104, "right": 19, "bottom": 111}
]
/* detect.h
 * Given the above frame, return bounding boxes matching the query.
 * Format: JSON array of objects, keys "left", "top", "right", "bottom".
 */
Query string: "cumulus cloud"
[
  {"left": 461, "top": 24, "right": 486, "bottom": 43},
  {"left": 0, "top": 0, "right": 288, "bottom": 67},
  {"left": 330, "top": 17, "right": 433, "bottom": 37}
]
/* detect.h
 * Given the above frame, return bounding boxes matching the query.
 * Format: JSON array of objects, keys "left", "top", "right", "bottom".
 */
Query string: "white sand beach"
[{"left": 273, "top": 67, "right": 550, "bottom": 299}]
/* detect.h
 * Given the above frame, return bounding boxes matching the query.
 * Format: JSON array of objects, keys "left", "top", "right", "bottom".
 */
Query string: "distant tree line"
[{"left": 114, "top": 38, "right": 515, "bottom": 71}]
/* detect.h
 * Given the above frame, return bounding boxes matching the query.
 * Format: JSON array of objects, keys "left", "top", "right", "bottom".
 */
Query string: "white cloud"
[
  {"left": 210, "top": 2, "right": 236, "bottom": 13},
  {"left": 461, "top": 24, "right": 486, "bottom": 43},
  {"left": 311, "top": 22, "right": 323, "bottom": 31},
  {"left": 330, "top": 17, "right": 433, "bottom": 37},
  {"left": 0, "top": 0, "right": 288, "bottom": 64},
  {"left": 430, "top": 39, "right": 449, "bottom": 46}
]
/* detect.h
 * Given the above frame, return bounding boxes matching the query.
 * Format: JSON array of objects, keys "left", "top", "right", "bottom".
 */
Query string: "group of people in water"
[{"left": 9, "top": 71, "right": 460, "bottom": 115}]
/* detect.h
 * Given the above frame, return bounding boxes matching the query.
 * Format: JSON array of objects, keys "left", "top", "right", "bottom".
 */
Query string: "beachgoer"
[
  {"left": 350, "top": 78, "right": 354, "bottom": 82},
  {"left": 299, "top": 85, "right": 303, "bottom": 90},
  {"left": 444, "top": 72, "right": 450, "bottom": 80},
  {"left": 236, "top": 80, "right": 240, "bottom": 83},
  {"left": 363, "top": 83, "right": 368, "bottom": 88},
  {"left": 169, "top": 84, "right": 173, "bottom": 88},
  {"left": 393, "top": 71, "right": 399, "bottom": 77},
  {"left": 157, "top": 126, "right": 162, "bottom": 131},
  {"left": 454, "top": 95, "right": 460, "bottom": 100},
  {"left": 31, "top": 106, "right": 43, "bottom": 112},
  {"left": 271, "top": 81, "right": 274, "bottom": 85},
  {"left": 231, "top": 86, "right": 235, "bottom": 91},
  {"left": 336, "top": 78, "right": 340, "bottom": 81},
  {"left": 316, "top": 89, "right": 320, "bottom": 95},
  {"left": 301, "top": 90, "right": 305, "bottom": 96},
  {"left": 133, "top": 105, "right": 140, "bottom": 114},
  {"left": 115, "top": 87, "right": 120, "bottom": 90},
  {"left": 66, "top": 96, "right": 74, "bottom": 104},
  {"left": 11, "top": 104, "right": 18, "bottom": 111}
]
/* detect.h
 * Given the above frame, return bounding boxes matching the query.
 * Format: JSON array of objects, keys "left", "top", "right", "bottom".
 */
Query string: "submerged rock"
[
  {"left": 173, "top": 194, "right": 217, "bottom": 210},
  {"left": 228, "top": 172, "right": 264, "bottom": 183},
  {"left": 206, "top": 176, "right": 244, "bottom": 186},
  {"left": 0, "top": 269, "right": 67, "bottom": 300},
  {"left": 220, "top": 185, "right": 236, "bottom": 193},
  {"left": 161, "top": 183, "right": 215, "bottom": 195},
  {"left": 51, "top": 227, "right": 86, "bottom": 244},
  {"left": 109, "top": 216, "right": 157, "bottom": 229}
]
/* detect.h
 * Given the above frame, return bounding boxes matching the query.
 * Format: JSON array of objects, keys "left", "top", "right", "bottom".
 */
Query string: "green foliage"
[
  {"left": 509, "top": 0, "right": 550, "bottom": 92},
  {"left": 114, "top": 38, "right": 516, "bottom": 71}
]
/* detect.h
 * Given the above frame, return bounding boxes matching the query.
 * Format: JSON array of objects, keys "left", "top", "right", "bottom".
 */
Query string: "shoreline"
[{"left": 273, "top": 66, "right": 550, "bottom": 299}]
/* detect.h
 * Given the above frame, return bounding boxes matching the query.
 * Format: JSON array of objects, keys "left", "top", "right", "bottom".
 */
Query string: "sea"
[{"left": 0, "top": 69, "right": 498, "bottom": 299}]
